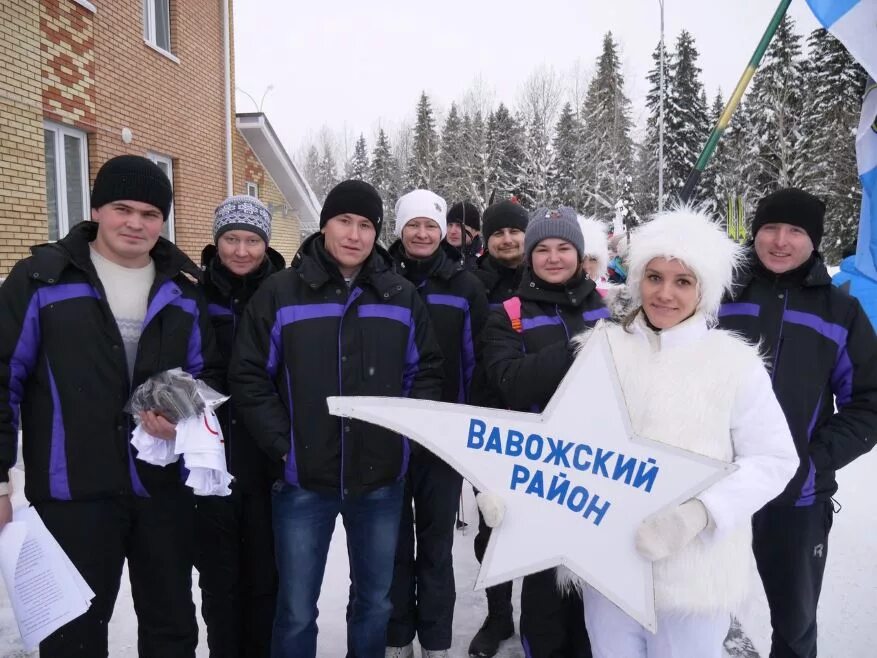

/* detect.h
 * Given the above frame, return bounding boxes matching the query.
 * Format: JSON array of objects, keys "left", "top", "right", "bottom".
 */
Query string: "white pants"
[{"left": 583, "top": 587, "right": 730, "bottom": 658}]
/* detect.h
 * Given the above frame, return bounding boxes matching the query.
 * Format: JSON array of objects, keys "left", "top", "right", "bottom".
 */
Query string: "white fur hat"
[
  {"left": 577, "top": 215, "right": 609, "bottom": 279},
  {"left": 394, "top": 189, "right": 448, "bottom": 239},
  {"left": 627, "top": 207, "right": 743, "bottom": 323}
]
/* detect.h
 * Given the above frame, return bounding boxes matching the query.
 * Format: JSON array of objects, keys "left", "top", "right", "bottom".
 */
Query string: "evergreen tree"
[
  {"left": 664, "top": 30, "right": 709, "bottom": 204},
  {"left": 462, "top": 110, "right": 491, "bottom": 208},
  {"left": 346, "top": 134, "right": 370, "bottom": 181},
  {"left": 370, "top": 127, "right": 399, "bottom": 245},
  {"left": 304, "top": 145, "right": 322, "bottom": 198},
  {"left": 636, "top": 42, "right": 674, "bottom": 215},
  {"left": 579, "top": 32, "right": 635, "bottom": 221},
  {"left": 407, "top": 92, "right": 439, "bottom": 190},
  {"left": 800, "top": 29, "right": 867, "bottom": 262},
  {"left": 741, "top": 15, "right": 808, "bottom": 195},
  {"left": 518, "top": 109, "right": 555, "bottom": 208},
  {"left": 486, "top": 103, "right": 526, "bottom": 203},
  {"left": 316, "top": 142, "right": 339, "bottom": 200},
  {"left": 436, "top": 102, "right": 467, "bottom": 201},
  {"left": 550, "top": 102, "right": 581, "bottom": 206}
]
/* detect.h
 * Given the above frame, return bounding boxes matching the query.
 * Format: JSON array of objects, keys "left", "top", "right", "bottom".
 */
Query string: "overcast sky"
[{"left": 233, "top": 0, "right": 820, "bottom": 160}]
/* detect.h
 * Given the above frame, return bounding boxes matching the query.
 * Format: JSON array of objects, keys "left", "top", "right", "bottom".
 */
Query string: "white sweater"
[{"left": 602, "top": 313, "right": 797, "bottom": 614}]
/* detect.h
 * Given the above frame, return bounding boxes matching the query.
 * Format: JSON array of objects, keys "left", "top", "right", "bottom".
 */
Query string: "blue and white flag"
[
  {"left": 806, "top": 0, "right": 877, "bottom": 80},
  {"left": 855, "top": 80, "right": 877, "bottom": 280}
]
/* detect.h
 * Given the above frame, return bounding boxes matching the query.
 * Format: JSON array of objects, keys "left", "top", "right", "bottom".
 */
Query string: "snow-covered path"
[{"left": 0, "top": 451, "right": 874, "bottom": 657}]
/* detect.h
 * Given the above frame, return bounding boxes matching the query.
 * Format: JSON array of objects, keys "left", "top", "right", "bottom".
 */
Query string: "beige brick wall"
[{"left": 0, "top": 0, "right": 48, "bottom": 273}]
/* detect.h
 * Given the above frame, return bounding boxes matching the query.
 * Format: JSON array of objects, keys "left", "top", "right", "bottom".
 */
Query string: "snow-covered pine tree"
[
  {"left": 636, "top": 42, "right": 674, "bottom": 215},
  {"left": 406, "top": 92, "right": 439, "bottom": 190},
  {"left": 316, "top": 147, "right": 338, "bottom": 201},
  {"left": 346, "top": 134, "right": 370, "bottom": 182},
  {"left": 578, "top": 32, "right": 634, "bottom": 221},
  {"left": 741, "top": 15, "right": 808, "bottom": 197},
  {"left": 462, "top": 109, "right": 491, "bottom": 208},
  {"left": 304, "top": 145, "right": 322, "bottom": 198},
  {"left": 550, "top": 102, "right": 581, "bottom": 206},
  {"left": 516, "top": 68, "right": 562, "bottom": 208},
  {"left": 800, "top": 29, "right": 867, "bottom": 262},
  {"left": 664, "top": 30, "right": 710, "bottom": 205},
  {"left": 436, "top": 102, "right": 467, "bottom": 201},
  {"left": 486, "top": 103, "right": 526, "bottom": 205},
  {"left": 371, "top": 127, "right": 399, "bottom": 246}
]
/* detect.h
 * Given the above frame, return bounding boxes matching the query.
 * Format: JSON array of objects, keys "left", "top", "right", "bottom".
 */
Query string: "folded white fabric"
[
  {"left": 476, "top": 492, "right": 506, "bottom": 528},
  {"left": 131, "top": 407, "right": 233, "bottom": 497},
  {"left": 131, "top": 425, "right": 179, "bottom": 466}
]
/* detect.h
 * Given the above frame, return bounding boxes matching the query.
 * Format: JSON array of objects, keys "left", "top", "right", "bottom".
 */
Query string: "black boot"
[{"left": 468, "top": 582, "right": 514, "bottom": 657}]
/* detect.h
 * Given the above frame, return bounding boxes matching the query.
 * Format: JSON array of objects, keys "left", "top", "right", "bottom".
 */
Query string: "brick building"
[{"left": 0, "top": 0, "right": 318, "bottom": 277}]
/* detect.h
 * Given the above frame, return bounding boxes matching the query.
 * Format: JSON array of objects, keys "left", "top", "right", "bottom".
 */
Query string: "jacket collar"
[
  {"left": 517, "top": 267, "right": 597, "bottom": 308},
  {"left": 388, "top": 239, "right": 463, "bottom": 283},
  {"left": 732, "top": 248, "right": 831, "bottom": 297},
  {"left": 631, "top": 311, "right": 709, "bottom": 351},
  {"left": 28, "top": 221, "right": 201, "bottom": 285},
  {"left": 201, "top": 243, "right": 285, "bottom": 298},
  {"left": 293, "top": 232, "right": 403, "bottom": 299}
]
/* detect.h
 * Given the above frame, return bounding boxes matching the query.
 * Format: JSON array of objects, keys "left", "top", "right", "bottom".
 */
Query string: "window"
[
  {"left": 147, "top": 152, "right": 175, "bottom": 241},
  {"left": 143, "top": 0, "right": 171, "bottom": 54},
  {"left": 44, "top": 122, "right": 89, "bottom": 242},
  {"left": 246, "top": 181, "right": 258, "bottom": 198}
]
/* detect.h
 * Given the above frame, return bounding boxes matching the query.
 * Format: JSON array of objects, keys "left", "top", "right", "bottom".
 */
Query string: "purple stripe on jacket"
[
  {"left": 266, "top": 303, "right": 345, "bottom": 377},
  {"left": 718, "top": 302, "right": 761, "bottom": 318}
]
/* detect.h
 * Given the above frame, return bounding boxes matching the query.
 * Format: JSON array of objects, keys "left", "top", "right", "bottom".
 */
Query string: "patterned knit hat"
[
  {"left": 524, "top": 206, "right": 585, "bottom": 261},
  {"left": 213, "top": 195, "right": 272, "bottom": 244}
]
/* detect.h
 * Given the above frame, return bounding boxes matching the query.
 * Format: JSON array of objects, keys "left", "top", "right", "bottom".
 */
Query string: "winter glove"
[
  {"left": 476, "top": 492, "right": 506, "bottom": 528},
  {"left": 635, "top": 499, "right": 709, "bottom": 562}
]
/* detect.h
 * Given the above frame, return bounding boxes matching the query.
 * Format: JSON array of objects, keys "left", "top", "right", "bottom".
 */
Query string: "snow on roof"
[{"left": 236, "top": 112, "right": 321, "bottom": 232}]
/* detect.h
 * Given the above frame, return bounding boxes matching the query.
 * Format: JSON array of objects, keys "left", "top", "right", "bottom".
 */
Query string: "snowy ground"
[{"left": 0, "top": 451, "right": 875, "bottom": 657}]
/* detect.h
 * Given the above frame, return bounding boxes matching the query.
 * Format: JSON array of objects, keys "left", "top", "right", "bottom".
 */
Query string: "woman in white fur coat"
[
  {"left": 479, "top": 208, "right": 798, "bottom": 658},
  {"left": 577, "top": 215, "right": 610, "bottom": 296}
]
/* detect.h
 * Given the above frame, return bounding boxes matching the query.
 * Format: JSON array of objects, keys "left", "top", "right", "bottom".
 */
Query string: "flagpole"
[{"left": 678, "top": 0, "right": 792, "bottom": 203}]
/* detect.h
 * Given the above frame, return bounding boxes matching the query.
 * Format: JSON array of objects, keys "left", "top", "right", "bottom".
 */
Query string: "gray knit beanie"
[
  {"left": 524, "top": 206, "right": 585, "bottom": 261},
  {"left": 213, "top": 195, "right": 272, "bottom": 244}
]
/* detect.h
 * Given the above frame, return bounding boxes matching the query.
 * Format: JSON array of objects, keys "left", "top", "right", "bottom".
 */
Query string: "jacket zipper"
[{"left": 338, "top": 286, "right": 363, "bottom": 500}]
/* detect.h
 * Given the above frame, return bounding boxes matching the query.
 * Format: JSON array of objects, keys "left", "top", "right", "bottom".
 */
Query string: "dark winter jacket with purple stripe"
[
  {"left": 228, "top": 233, "right": 444, "bottom": 497},
  {"left": 719, "top": 252, "right": 877, "bottom": 506},
  {"left": 479, "top": 268, "right": 609, "bottom": 412},
  {"left": 0, "top": 222, "right": 224, "bottom": 503},
  {"left": 389, "top": 241, "right": 489, "bottom": 405},
  {"left": 200, "top": 243, "right": 285, "bottom": 492}
]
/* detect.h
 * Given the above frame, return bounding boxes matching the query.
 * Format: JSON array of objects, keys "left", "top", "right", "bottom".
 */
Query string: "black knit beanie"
[
  {"left": 447, "top": 201, "right": 481, "bottom": 231},
  {"left": 90, "top": 155, "right": 173, "bottom": 221},
  {"left": 320, "top": 180, "right": 383, "bottom": 233},
  {"left": 752, "top": 188, "right": 826, "bottom": 249},
  {"left": 482, "top": 200, "right": 529, "bottom": 238}
]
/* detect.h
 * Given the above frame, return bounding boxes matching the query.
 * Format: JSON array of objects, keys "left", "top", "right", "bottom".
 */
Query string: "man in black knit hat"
[
  {"left": 230, "top": 180, "right": 444, "bottom": 658},
  {"left": 719, "top": 188, "right": 877, "bottom": 658},
  {"left": 0, "top": 154, "right": 224, "bottom": 657},
  {"left": 446, "top": 200, "right": 483, "bottom": 271}
]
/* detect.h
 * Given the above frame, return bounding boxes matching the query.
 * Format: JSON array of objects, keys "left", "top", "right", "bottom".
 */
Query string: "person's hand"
[
  {"left": 476, "top": 492, "right": 506, "bottom": 528},
  {"left": 0, "top": 495, "right": 12, "bottom": 532},
  {"left": 139, "top": 410, "right": 177, "bottom": 440},
  {"left": 635, "top": 499, "right": 709, "bottom": 562}
]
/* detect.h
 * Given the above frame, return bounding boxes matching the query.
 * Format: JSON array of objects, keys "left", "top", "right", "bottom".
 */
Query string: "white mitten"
[
  {"left": 635, "top": 499, "right": 709, "bottom": 562},
  {"left": 476, "top": 492, "right": 506, "bottom": 528}
]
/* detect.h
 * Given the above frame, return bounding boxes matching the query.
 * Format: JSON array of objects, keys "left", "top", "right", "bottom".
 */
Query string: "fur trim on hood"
[
  {"left": 577, "top": 215, "right": 609, "bottom": 279},
  {"left": 627, "top": 207, "right": 743, "bottom": 324}
]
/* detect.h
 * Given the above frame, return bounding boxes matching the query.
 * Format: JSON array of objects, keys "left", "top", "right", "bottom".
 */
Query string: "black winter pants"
[
  {"left": 387, "top": 448, "right": 463, "bottom": 650},
  {"left": 194, "top": 486, "right": 277, "bottom": 658},
  {"left": 753, "top": 500, "right": 834, "bottom": 658},
  {"left": 35, "top": 489, "right": 197, "bottom": 658},
  {"left": 521, "top": 568, "right": 591, "bottom": 658}
]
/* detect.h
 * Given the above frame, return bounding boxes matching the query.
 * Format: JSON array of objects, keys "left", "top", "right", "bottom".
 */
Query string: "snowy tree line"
[{"left": 300, "top": 18, "right": 865, "bottom": 262}]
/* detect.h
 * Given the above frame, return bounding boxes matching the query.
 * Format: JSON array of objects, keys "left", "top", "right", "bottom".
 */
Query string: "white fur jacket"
[{"left": 559, "top": 312, "right": 797, "bottom": 615}]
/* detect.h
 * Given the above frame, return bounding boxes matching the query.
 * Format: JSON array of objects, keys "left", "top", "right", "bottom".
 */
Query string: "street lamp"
[
  {"left": 236, "top": 84, "right": 274, "bottom": 112},
  {"left": 658, "top": 0, "right": 665, "bottom": 213}
]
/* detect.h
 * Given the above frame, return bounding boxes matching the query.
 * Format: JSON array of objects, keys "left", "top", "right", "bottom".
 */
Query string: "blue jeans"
[{"left": 271, "top": 481, "right": 404, "bottom": 658}]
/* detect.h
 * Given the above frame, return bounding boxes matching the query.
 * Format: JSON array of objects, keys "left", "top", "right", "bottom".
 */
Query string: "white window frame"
[
  {"left": 143, "top": 0, "right": 177, "bottom": 62},
  {"left": 147, "top": 152, "right": 175, "bottom": 242},
  {"left": 246, "top": 181, "right": 259, "bottom": 198},
  {"left": 43, "top": 121, "right": 89, "bottom": 242}
]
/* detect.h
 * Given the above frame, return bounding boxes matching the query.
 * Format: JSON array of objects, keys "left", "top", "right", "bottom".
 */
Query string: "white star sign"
[{"left": 327, "top": 326, "right": 735, "bottom": 632}]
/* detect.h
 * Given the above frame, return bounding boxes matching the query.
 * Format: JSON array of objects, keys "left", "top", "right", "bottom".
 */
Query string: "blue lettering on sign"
[{"left": 466, "top": 419, "right": 660, "bottom": 493}]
